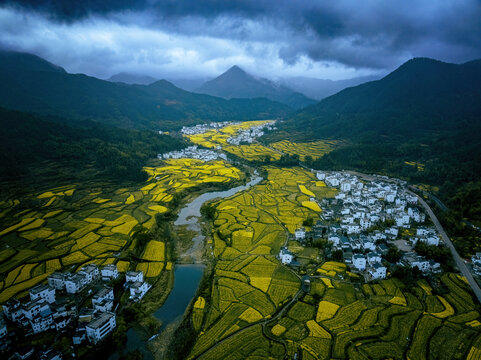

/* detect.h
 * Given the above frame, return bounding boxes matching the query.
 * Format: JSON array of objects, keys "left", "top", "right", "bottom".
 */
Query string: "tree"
[
  {"left": 384, "top": 246, "right": 402, "bottom": 263},
  {"left": 332, "top": 249, "right": 343, "bottom": 261},
  {"left": 302, "top": 217, "right": 314, "bottom": 227}
]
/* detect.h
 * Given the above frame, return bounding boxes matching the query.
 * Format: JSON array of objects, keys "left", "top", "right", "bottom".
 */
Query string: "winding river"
[{"left": 117, "top": 173, "right": 263, "bottom": 358}]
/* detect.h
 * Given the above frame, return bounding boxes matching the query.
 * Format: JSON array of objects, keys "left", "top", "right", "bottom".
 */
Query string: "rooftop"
[
  {"left": 87, "top": 312, "right": 115, "bottom": 330},
  {"left": 30, "top": 284, "right": 52, "bottom": 294}
]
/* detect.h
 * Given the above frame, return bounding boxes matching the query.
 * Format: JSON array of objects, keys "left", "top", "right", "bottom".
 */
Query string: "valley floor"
[{"left": 2, "top": 120, "right": 481, "bottom": 360}]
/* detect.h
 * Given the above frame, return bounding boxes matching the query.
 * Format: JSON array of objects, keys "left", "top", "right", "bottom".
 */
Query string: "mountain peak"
[
  {"left": 219, "top": 65, "right": 250, "bottom": 80},
  {"left": 226, "top": 65, "right": 246, "bottom": 73},
  {"left": 196, "top": 65, "right": 316, "bottom": 109}
]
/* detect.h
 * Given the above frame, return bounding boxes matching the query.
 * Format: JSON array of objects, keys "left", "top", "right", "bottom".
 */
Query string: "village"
[
  {"left": 0, "top": 263, "right": 152, "bottom": 358},
  {"left": 0, "top": 168, "right": 463, "bottom": 359},
  {"left": 159, "top": 145, "right": 227, "bottom": 162},
  {"left": 279, "top": 171, "right": 444, "bottom": 282}
]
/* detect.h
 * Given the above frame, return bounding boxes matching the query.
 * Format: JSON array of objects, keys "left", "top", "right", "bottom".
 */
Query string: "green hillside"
[
  {"left": 0, "top": 51, "right": 290, "bottom": 130},
  {"left": 0, "top": 107, "right": 186, "bottom": 186},
  {"left": 269, "top": 57, "right": 481, "bottom": 232}
]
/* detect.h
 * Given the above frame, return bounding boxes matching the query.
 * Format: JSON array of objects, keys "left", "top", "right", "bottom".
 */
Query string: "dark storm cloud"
[
  {"left": 1, "top": 0, "right": 481, "bottom": 79},
  {"left": 0, "top": 0, "right": 147, "bottom": 21}
]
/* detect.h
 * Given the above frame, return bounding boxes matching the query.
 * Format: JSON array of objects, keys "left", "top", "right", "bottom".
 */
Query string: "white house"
[
  {"left": 472, "top": 253, "right": 481, "bottom": 276},
  {"left": 360, "top": 218, "right": 372, "bottom": 230},
  {"left": 325, "top": 176, "right": 340, "bottom": 187},
  {"left": 86, "top": 312, "right": 116, "bottom": 344},
  {"left": 3, "top": 299, "right": 24, "bottom": 322},
  {"left": 406, "top": 194, "right": 418, "bottom": 204},
  {"left": 367, "top": 252, "right": 382, "bottom": 265},
  {"left": 402, "top": 254, "right": 430, "bottom": 272},
  {"left": 386, "top": 192, "right": 396, "bottom": 203},
  {"left": 0, "top": 317, "right": 7, "bottom": 339},
  {"left": 92, "top": 287, "right": 114, "bottom": 312},
  {"left": 385, "top": 227, "right": 399, "bottom": 237},
  {"left": 395, "top": 198, "right": 407, "bottom": 207},
  {"left": 327, "top": 233, "right": 341, "bottom": 246},
  {"left": 48, "top": 272, "right": 67, "bottom": 290},
  {"left": 416, "top": 227, "right": 429, "bottom": 236},
  {"left": 316, "top": 172, "right": 326, "bottom": 180},
  {"left": 413, "top": 211, "right": 426, "bottom": 223},
  {"left": 344, "top": 223, "right": 361, "bottom": 234},
  {"left": 368, "top": 263, "right": 387, "bottom": 280},
  {"left": 30, "top": 284, "right": 56, "bottom": 304},
  {"left": 361, "top": 237, "right": 376, "bottom": 251},
  {"left": 30, "top": 308, "right": 53, "bottom": 334},
  {"left": 65, "top": 273, "right": 85, "bottom": 294},
  {"left": 23, "top": 300, "right": 50, "bottom": 321},
  {"left": 294, "top": 228, "right": 306, "bottom": 240},
  {"left": 54, "top": 315, "right": 72, "bottom": 331},
  {"left": 350, "top": 238, "right": 362, "bottom": 250},
  {"left": 340, "top": 181, "right": 351, "bottom": 192},
  {"left": 101, "top": 264, "right": 119, "bottom": 280},
  {"left": 79, "top": 264, "right": 99, "bottom": 284},
  {"left": 279, "top": 247, "right": 294, "bottom": 264},
  {"left": 129, "top": 282, "right": 151, "bottom": 301},
  {"left": 424, "top": 234, "right": 440, "bottom": 246},
  {"left": 352, "top": 254, "right": 367, "bottom": 271},
  {"left": 371, "top": 231, "right": 387, "bottom": 241},
  {"left": 126, "top": 271, "right": 143, "bottom": 283}
]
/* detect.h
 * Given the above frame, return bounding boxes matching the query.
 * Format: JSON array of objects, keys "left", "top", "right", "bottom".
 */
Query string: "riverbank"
[{"left": 113, "top": 171, "right": 264, "bottom": 358}]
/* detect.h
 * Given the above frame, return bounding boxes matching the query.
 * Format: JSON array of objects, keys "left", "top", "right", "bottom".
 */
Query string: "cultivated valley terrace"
[{"left": 1, "top": 1, "right": 481, "bottom": 360}]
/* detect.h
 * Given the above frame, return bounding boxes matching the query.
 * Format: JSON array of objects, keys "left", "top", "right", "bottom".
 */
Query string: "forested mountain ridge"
[
  {"left": 0, "top": 107, "right": 186, "bottom": 185},
  {"left": 0, "top": 51, "right": 290, "bottom": 130},
  {"left": 265, "top": 57, "right": 481, "bottom": 232},
  {"left": 284, "top": 57, "right": 481, "bottom": 139}
]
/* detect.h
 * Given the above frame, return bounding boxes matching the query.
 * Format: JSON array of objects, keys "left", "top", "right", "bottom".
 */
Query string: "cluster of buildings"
[
  {"left": 226, "top": 121, "right": 276, "bottom": 145},
  {"left": 158, "top": 145, "right": 227, "bottom": 161},
  {"left": 1, "top": 262, "right": 152, "bottom": 356},
  {"left": 471, "top": 253, "right": 481, "bottom": 276},
  {"left": 180, "top": 121, "right": 234, "bottom": 135},
  {"left": 280, "top": 171, "right": 444, "bottom": 281}
]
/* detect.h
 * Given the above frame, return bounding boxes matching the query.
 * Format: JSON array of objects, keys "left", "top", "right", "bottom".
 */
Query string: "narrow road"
[{"left": 411, "top": 191, "right": 481, "bottom": 303}]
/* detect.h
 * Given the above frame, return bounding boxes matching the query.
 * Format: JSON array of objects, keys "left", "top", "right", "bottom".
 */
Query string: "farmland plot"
[{"left": 0, "top": 159, "right": 244, "bottom": 302}]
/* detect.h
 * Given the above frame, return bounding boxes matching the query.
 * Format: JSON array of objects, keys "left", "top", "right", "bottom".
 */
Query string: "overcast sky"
[{"left": 1, "top": 0, "right": 481, "bottom": 80}]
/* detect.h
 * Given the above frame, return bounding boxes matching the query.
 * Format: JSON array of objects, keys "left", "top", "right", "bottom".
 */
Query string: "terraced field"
[
  {"left": 185, "top": 120, "right": 281, "bottom": 161},
  {"left": 188, "top": 167, "right": 339, "bottom": 358},
  {"left": 187, "top": 166, "right": 481, "bottom": 359},
  {"left": 270, "top": 140, "right": 340, "bottom": 161},
  {"left": 0, "top": 159, "right": 244, "bottom": 303},
  {"left": 192, "top": 263, "right": 481, "bottom": 359}
]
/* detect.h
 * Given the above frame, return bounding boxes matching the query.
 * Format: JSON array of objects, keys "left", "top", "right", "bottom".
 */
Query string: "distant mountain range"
[
  {"left": 107, "top": 68, "right": 375, "bottom": 103},
  {"left": 279, "top": 75, "right": 380, "bottom": 101},
  {"left": 107, "top": 73, "right": 210, "bottom": 91},
  {"left": 107, "top": 72, "right": 158, "bottom": 85},
  {"left": 195, "top": 65, "right": 317, "bottom": 109},
  {"left": 0, "top": 51, "right": 289, "bottom": 130}
]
